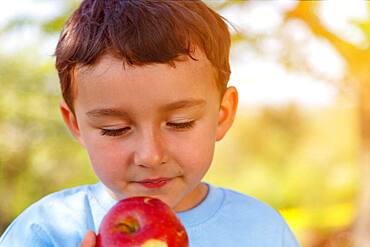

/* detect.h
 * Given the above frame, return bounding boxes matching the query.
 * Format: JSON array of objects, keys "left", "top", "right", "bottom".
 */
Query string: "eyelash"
[
  {"left": 100, "top": 121, "right": 195, "bottom": 136},
  {"left": 100, "top": 127, "right": 130, "bottom": 136},
  {"left": 167, "top": 120, "right": 195, "bottom": 130}
]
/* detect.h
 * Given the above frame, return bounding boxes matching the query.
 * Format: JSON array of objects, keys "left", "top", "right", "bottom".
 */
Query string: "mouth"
[{"left": 135, "top": 177, "right": 173, "bottom": 189}]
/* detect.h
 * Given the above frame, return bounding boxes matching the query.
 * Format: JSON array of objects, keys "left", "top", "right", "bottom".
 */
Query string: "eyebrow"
[
  {"left": 86, "top": 108, "right": 130, "bottom": 119},
  {"left": 160, "top": 99, "right": 206, "bottom": 112},
  {"left": 86, "top": 99, "right": 206, "bottom": 118}
]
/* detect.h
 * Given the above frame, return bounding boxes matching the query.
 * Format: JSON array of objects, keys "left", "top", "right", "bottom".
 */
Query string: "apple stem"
[{"left": 116, "top": 218, "right": 140, "bottom": 234}]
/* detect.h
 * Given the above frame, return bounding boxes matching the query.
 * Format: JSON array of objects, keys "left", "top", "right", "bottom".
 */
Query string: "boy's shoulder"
[
  {"left": 180, "top": 184, "right": 300, "bottom": 246},
  {"left": 22, "top": 182, "right": 114, "bottom": 225},
  {"left": 25, "top": 183, "right": 97, "bottom": 217},
  {"left": 181, "top": 183, "right": 287, "bottom": 230},
  {"left": 216, "top": 185, "right": 286, "bottom": 225},
  {"left": 41, "top": 183, "right": 96, "bottom": 203}
]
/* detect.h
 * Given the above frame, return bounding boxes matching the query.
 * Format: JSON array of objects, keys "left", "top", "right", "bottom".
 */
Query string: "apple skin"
[{"left": 96, "top": 197, "right": 189, "bottom": 247}]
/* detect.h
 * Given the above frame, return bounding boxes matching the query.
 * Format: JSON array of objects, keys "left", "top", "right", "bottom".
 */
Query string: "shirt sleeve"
[
  {"left": 0, "top": 220, "right": 53, "bottom": 247},
  {"left": 0, "top": 184, "right": 103, "bottom": 247}
]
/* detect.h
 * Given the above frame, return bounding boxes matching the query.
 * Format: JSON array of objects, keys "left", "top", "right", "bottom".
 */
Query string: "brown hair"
[{"left": 55, "top": 0, "right": 231, "bottom": 113}]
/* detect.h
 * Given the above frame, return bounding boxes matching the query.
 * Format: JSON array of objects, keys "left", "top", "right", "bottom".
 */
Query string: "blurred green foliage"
[{"left": 0, "top": 51, "right": 97, "bottom": 232}]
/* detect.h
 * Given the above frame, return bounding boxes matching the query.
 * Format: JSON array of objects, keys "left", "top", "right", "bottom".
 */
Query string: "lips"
[{"left": 136, "top": 178, "right": 172, "bottom": 189}]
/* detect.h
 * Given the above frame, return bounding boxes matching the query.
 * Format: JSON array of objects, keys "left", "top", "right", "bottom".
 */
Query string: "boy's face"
[{"left": 61, "top": 52, "right": 237, "bottom": 212}]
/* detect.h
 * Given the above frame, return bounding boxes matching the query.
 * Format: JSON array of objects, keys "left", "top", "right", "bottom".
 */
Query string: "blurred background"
[{"left": 0, "top": 1, "right": 369, "bottom": 246}]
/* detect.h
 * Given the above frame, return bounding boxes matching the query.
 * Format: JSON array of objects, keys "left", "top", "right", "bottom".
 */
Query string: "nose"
[{"left": 133, "top": 127, "right": 166, "bottom": 168}]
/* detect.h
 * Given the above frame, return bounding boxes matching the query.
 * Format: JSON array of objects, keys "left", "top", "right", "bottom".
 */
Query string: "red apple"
[{"left": 96, "top": 196, "right": 189, "bottom": 247}]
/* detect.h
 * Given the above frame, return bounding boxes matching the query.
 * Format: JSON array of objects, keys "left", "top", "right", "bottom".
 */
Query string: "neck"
[{"left": 174, "top": 183, "right": 209, "bottom": 212}]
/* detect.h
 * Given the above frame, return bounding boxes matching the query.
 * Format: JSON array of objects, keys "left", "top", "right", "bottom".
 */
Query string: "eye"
[
  {"left": 167, "top": 121, "right": 195, "bottom": 130},
  {"left": 100, "top": 127, "right": 131, "bottom": 136}
]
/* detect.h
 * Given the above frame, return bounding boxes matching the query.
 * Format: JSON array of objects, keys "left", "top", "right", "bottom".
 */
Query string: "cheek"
[
  {"left": 173, "top": 124, "right": 217, "bottom": 177},
  {"left": 82, "top": 135, "right": 131, "bottom": 178}
]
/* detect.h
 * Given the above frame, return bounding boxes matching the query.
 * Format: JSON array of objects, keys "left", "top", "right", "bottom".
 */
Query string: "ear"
[
  {"left": 60, "top": 100, "right": 86, "bottom": 147},
  {"left": 216, "top": 86, "right": 238, "bottom": 141}
]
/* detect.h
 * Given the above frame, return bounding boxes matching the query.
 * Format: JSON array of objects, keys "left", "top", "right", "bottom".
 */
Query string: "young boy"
[{"left": 0, "top": 0, "right": 300, "bottom": 246}]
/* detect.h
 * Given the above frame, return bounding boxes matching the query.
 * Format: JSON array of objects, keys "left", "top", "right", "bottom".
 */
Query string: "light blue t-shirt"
[{"left": 0, "top": 182, "right": 300, "bottom": 246}]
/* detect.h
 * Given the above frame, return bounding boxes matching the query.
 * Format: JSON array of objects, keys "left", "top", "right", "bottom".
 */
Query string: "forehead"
[
  {"left": 72, "top": 51, "right": 219, "bottom": 113},
  {"left": 76, "top": 50, "right": 214, "bottom": 79}
]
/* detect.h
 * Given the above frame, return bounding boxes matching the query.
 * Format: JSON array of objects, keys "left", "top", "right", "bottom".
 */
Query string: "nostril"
[{"left": 136, "top": 160, "right": 166, "bottom": 168}]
